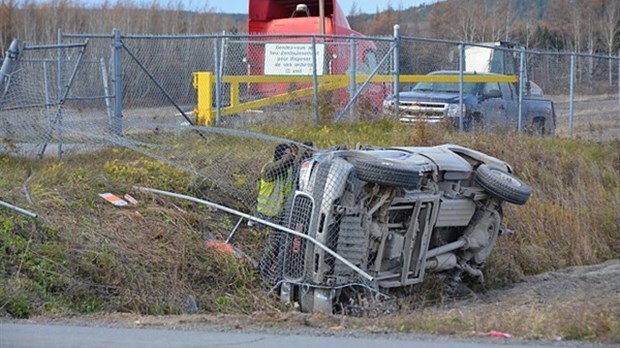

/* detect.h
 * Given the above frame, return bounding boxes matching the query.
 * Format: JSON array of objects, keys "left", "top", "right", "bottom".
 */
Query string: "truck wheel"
[
  {"left": 462, "top": 116, "right": 473, "bottom": 131},
  {"left": 528, "top": 118, "right": 545, "bottom": 136},
  {"left": 463, "top": 113, "right": 483, "bottom": 132},
  {"left": 472, "top": 113, "right": 484, "bottom": 131},
  {"left": 347, "top": 155, "right": 421, "bottom": 189},
  {"left": 474, "top": 164, "right": 531, "bottom": 205}
]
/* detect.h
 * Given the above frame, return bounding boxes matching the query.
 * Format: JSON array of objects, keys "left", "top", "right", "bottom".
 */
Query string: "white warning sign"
[{"left": 264, "top": 43, "right": 325, "bottom": 75}]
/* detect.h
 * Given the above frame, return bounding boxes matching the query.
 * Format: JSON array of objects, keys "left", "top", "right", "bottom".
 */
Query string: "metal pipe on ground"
[
  {"left": 0, "top": 199, "right": 38, "bottom": 218},
  {"left": 133, "top": 186, "right": 375, "bottom": 282}
]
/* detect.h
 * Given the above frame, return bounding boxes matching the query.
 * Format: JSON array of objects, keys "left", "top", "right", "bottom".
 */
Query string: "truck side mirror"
[{"left": 483, "top": 89, "right": 502, "bottom": 99}]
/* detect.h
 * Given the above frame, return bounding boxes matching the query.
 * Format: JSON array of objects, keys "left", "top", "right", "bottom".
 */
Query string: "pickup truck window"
[
  {"left": 482, "top": 82, "right": 501, "bottom": 96},
  {"left": 412, "top": 81, "right": 479, "bottom": 94},
  {"left": 499, "top": 82, "right": 515, "bottom": 100},
  {"left": 490, "top": 48, "right": 517, "bottom": 75}
]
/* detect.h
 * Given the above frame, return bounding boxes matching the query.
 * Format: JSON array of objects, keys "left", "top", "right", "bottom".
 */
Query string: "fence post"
[
  {"left": 56, "top": 29, "right": 65, "bottom": 157},
  {"left": 193, "top": 72, "right": 214, "bottom": 125},
  {"left": 349, "top": 35, "right": 357, "bottom": 120},
  {"left": 392, "top": 24, "right": 400, "bottom": 118},
  {"left": 569, "top": 53, "right": 575, "bottom": 138},
  {"left": 112, "top": 28, "right": 123, "bottom": 136},
  {"left": 100, "top": 58, "right": 112, "bottom": 118},
  {"left": 214, "top": 37, "right": 222, "bottom": 126},
  {"left": 517, "top": 47, "right": 525, "bottom": 132},
  {"left": 458, "top": 43, "right": 464, "bottom": 131},
  {"left": 617, "top": 51, "right": 619, "bottom": 108},
  {"left": 312, "top": 36, "right": 320, "bottom": 124},
  {"left": 43, "top": 60, "right": 50, "bottom": 110},
  {"left": 57, "top": 30, "right": 64, "bottom": 106}
]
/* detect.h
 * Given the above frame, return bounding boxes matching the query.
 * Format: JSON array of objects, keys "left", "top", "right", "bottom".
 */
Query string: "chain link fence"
[
  {"left": 2, "top": 31, "right": 618, "bottom": 149},
  {"left": 1, "top": 30, "right": 619, "bottom": 310}
]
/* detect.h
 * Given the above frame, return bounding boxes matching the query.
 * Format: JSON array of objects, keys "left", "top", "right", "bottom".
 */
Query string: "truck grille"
[
  {"left": 398, "top": 101, "right": 446, "bottom": 123},
  {"left": 283, "top": 194, "right": 313, "bottom": 280}
]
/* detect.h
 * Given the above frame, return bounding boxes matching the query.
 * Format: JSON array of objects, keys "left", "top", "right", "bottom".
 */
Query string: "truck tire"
[
  {"left": 528, "top": 118, "right": 545, "bottom": 136},
  {"left": 347, "top": 154, "right": 420, "bottom": 189},
  {"left": 463, "top": 113, "right": 484, "bottom": 132},
  {"left": 474, "top": 164, "right": 531, "bottom": 205}
]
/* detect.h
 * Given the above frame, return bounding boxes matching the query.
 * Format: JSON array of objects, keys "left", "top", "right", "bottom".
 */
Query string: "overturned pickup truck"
[{"left": 271, "top": 143, "right": 530, "bottom": 314}]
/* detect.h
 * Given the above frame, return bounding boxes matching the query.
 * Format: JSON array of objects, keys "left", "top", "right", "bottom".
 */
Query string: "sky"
[{"left": 211, "top": 0, "right": 436, "bottom": 15}]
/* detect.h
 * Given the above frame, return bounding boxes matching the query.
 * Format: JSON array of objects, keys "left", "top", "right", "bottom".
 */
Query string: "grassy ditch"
[{"left": 0, "top": 120, "right": 618, "bottom": 342}]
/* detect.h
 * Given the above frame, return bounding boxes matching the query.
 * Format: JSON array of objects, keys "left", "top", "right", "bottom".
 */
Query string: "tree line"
[
  {"left": 2, "top": 0, "right": 618, "bottom": 58},
  {"left": 0, "top": 0, "right": 245, "bottom": 51},
  {"left": 349, "top": 0, "right": 619, "bottom": 58}
]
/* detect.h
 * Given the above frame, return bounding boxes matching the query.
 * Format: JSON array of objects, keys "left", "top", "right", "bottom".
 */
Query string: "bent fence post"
[{"left": 0, "top": 199, "right": 38, "bottom": 218}]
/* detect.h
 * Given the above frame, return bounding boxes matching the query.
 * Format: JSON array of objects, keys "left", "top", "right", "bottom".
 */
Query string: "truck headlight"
[
  {"left": 447, "top": 103, "right": 466, "bottom": 117},
  {"left": 382, "top": 99, "right": 395, "bottom": 110},
  {"left": 298, "top": 159, "right": 315, "bottom": 191}
]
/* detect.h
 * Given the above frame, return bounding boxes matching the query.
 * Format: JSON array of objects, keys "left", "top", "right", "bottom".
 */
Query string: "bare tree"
[
  {"left": 0, "top": 0, "right": 18, "bottom": 50},
  {"left": 429, "top": 0, "right": 515, "bottom": 43},
  {"left": 598, "top": 0, "right": 620, "bottom": 85}
]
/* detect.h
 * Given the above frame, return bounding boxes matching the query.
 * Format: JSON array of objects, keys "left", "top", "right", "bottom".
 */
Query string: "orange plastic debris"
[
  {"left": 477, "top": 330, "right": 513, "bottom": 339},
  {"left": 99, "top": 193, "right": 128, "bottom": 207},
  {"left": 205, "top": 240, "right": 235, "bottom": 254}
]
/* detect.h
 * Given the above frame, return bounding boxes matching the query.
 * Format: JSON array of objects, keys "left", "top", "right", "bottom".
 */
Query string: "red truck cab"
[
  {"left": 247, "top": 0, "right": 387, "bottom": 110},
  {"left": 249, "top": 1, "right": 355, "bottom": 36}
]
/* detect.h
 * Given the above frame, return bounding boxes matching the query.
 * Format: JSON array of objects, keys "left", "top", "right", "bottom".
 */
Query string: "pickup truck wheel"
[
  {"left": 472, "top": 113, "right": 484, "bottom": 131},
  {"left": 475, "top": 164, "right": 531, "bottom": 205},
  {"left": 348, "top": 155, "right": 420, "bottom": 189},
  {"left": 463, "top": 113, "right": 483, "bottom": 132},
  {"left": 463, "top": 116, "right": 473, "bottom": 131},
  {"left": 528, "top": 118, "right": 545, "bottom": 136}
]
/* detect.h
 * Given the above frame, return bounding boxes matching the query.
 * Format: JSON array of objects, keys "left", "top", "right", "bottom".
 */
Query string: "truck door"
[
  {"left": 499, "top": 82, "right": 518, "bottom": 126},
  {"left": 480, "top": 81, "right": 505, "bottom": 126}
]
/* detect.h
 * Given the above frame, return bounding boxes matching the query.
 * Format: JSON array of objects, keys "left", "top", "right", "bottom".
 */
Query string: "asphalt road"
[{"left": 0, "top": 322, "right": 609, "bottom": 348}]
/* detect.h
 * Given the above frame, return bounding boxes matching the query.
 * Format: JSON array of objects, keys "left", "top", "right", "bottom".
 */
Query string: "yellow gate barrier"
[{"left": 192, "top": 72, "right": 518, "bottom": 125}]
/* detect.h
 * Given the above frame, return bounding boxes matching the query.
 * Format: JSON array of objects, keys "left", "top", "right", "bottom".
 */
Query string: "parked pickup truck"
[{"left": 384, "top": 71, "right": 556, "bottom": 135}]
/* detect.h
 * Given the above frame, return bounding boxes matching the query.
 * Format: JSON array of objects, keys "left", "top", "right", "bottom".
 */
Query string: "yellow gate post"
[{"left": 193, "top": 71, "right": 214, "bottom": 125}]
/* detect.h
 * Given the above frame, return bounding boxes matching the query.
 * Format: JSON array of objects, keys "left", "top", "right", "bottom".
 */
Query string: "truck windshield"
[{"left": 412, "top": 81, "right": 480, "bottom": 94}]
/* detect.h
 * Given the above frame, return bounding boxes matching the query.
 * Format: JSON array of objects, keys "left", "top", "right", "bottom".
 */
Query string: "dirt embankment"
[{"left": 464, "top": 259, "right": 619, "bottom": 307}]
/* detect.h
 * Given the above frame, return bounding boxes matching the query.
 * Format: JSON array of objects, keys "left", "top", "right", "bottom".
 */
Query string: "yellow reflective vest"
[{"left": 257, "top": 162, "right": 294, "bottom": 217}]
